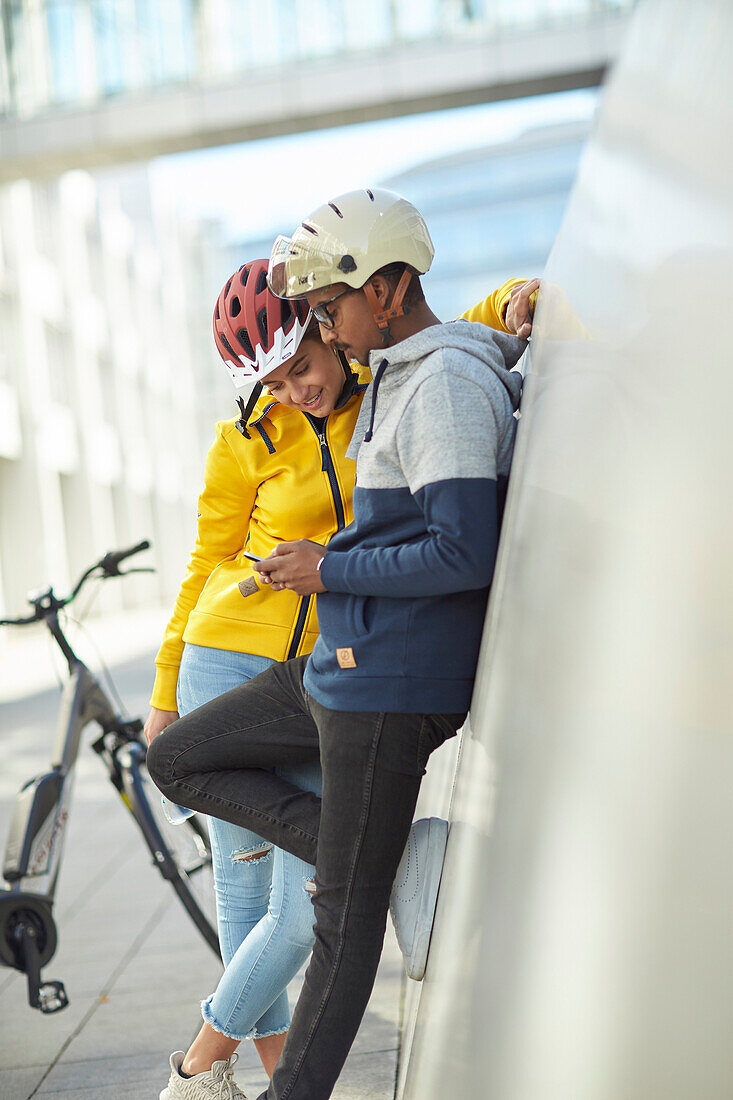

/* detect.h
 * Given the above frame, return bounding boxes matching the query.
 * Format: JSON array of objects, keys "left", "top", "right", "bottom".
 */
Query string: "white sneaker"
[
  {"left": 389, "top": 817, "right": 448, "bottom": 981},
  {"left": 160, "top": 1051, "right": 247, "bottom": 1100}
]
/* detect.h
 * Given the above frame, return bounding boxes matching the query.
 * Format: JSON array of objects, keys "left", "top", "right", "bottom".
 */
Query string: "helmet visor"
[
  {"left": 267, "top": 234, "right": 350, "bottom": 300},
  {"left": 267, "top": 235, "right": 296, "bottom": 298}
]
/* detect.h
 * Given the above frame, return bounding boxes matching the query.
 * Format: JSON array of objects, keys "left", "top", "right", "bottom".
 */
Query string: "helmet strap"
[
  {"left": 236, "top": 383, "right": 263, "bottom": 439},
  {"left": 337, "top": 348, "right": 351, "bottom": 379},
  {"left": 363, "top": 270, "right": 413, "bottom": 344},
  {"left": 335, "top": 348, "right": 362, "bottom": 409}
]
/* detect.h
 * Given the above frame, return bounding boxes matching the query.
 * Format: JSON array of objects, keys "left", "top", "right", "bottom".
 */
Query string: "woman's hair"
[{"left": 303, "top": 315, "right": 322, "bottom": 342}]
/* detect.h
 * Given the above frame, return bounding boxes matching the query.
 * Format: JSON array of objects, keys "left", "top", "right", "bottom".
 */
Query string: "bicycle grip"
[{"left": 101, "top": 540, "right": 151, "bottom": 574}]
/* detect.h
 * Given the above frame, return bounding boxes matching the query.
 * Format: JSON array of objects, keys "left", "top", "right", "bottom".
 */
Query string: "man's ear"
[{"left": 367, "top": 274, "right": 392, "bottom": 308}]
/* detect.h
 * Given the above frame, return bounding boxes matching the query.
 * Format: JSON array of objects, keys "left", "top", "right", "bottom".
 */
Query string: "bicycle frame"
[
  {"left": 3, "top": 659, "right": 117, "bottom": 896},
  {"left": 0, "top": 541, "right": 217, "bottom": 1013},
  {"left": 0, "top": 609, "right": 141, "bottom": 1012}
]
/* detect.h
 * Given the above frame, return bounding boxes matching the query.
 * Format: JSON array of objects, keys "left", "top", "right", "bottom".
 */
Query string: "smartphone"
[{"left": 242, "top": 550, "right": 264, "bottom": 563}]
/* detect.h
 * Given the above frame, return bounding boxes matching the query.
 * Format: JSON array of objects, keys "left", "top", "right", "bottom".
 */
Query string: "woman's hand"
[
  {"left": 144, "top": 707, "right": 179, "bottom": 745},
  {"left": 256, "top": 540, "right": 327, "bottom": 595},
  {"left": 505, "top": 277, "right": 540, "bottom": 338}
]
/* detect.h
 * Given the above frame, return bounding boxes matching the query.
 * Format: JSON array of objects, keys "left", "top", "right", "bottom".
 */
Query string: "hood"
[
  {"left": 359, "top": 320, "right": 526, "bottom": 444},
  {"left": 368, "top": 320, "right": 525, "bottom": 410}
]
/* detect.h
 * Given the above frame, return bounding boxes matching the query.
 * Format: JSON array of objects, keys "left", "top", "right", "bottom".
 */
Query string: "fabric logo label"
[{"left": 337, "top": 647, "right": 357, "bottom": 669}]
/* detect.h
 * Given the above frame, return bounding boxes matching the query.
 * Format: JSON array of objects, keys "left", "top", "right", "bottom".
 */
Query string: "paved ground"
[{"left": 0, "top": 643, "right": 405, "bottom": 1100}]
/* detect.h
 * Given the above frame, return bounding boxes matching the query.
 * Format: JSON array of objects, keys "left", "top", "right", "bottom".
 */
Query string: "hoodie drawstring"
[{"left": 363, "top": 358, "right": 389, "bottom": 443}]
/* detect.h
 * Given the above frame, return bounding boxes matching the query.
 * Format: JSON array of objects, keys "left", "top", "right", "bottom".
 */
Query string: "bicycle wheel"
[{"left": 121, "top": 743, "right": 219, "bottom": 956}]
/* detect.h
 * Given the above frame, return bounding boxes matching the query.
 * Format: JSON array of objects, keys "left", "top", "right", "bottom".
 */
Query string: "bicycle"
[{"left": 0, "top": 541, "right": 219, "bottom": 1015}]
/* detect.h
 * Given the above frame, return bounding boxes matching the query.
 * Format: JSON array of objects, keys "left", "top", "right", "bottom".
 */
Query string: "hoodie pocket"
[{"left": 344, "top": 594, "right": 370, "bottom": 638}]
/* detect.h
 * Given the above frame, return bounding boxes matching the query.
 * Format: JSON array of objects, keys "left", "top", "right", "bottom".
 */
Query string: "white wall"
[{"left": 400, "top": 2, "right": 733, "bottom": 1097}]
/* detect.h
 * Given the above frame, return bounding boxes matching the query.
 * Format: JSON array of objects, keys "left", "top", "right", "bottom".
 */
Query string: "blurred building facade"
[
  {"left": 0, "top": 0, "right": 628, "bottom": 181},
  {"left": 0, "top": 0, "right": 629, "bottom": 119},
  {"left": 0, "top": 166, "right": 230, "bottom": 619}
]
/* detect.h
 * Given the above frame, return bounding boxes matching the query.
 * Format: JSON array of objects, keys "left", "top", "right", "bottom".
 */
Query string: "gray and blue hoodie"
[{"left": 303, "top": 320, "right": 525, "bottom": 714}]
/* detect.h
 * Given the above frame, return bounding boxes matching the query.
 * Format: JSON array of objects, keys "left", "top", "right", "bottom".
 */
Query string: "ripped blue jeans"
[{"left": 177, "top": 643, "right": 321, "bottom": 1040}]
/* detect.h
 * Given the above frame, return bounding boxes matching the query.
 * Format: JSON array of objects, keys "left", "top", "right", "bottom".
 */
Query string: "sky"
[{"left": 149, "top": 88, "right": 598, "bottom": 245}]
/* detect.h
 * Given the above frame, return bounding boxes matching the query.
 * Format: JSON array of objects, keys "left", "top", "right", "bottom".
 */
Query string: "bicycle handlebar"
[
  {"left": 0, "top": 540, "right": 152, "bottom": 626},
  {"left": 0, "top": 610, "right": 39, "bottom": 627},
  {"left": 100, "top": 540, "right": 150, "bottom": 576}
]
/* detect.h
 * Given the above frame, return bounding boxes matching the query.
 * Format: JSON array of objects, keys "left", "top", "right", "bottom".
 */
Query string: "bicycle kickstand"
[{"left": 14, "top": 918, "right": 69, "bottom": 1014}]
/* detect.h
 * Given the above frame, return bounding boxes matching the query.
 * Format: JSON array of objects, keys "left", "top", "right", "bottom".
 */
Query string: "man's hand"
[
  {"left": 256, "top": 540, "right": 327, "bottom": 595},
  {"left": 505, "top": 278, "right": 540, "bottom": 338},
  {"left": 144, "top": 707, "right": 179, "bottom": 745}
]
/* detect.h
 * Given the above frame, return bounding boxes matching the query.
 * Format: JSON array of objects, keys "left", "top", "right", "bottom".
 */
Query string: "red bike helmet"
[{"left": 213, "top": 258, "right": 312, "bottom": 397}]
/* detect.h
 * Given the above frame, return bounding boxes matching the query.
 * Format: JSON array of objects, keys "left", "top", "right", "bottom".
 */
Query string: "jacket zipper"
[
  {"left": 311, "top": 420, "right": 346, "bottom": 529},
  {"left": 286, "top": 416, "right": 346, "bottom": 660},
  {"left": 286, "top": 595, "right": 311, "bottom": 660}
]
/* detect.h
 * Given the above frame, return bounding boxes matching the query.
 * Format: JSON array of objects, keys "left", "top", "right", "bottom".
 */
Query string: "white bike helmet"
[{"left": 267, "top": 188, "right": 434, "bottom": 338}]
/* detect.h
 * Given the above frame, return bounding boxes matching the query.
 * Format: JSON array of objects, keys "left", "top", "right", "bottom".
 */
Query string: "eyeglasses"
[{"left": 311, "top": 287, "right": 358, "bottom": 329}]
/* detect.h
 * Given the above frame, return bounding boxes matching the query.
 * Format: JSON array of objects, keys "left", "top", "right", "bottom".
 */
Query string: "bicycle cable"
[
  {"left": 74, "top": 572, "right": 103, "bottom": 622},
  {"left": 61, "top": 605, "right": 131, "bottom": 720}
]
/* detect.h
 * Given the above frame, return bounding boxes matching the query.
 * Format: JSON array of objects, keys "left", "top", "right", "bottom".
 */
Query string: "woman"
[{"left": 146, "top": 256, "right": 534, "bottom": 1099}]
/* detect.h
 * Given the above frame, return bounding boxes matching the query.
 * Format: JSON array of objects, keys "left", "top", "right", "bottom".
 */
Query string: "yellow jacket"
[{"left": 150, "top": 279, "right": 523, "bottom": 710}]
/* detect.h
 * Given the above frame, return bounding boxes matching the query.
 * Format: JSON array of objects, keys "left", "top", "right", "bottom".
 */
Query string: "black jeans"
[{"left": 147, "top": 655, "right": 463, "bottom": 1100}]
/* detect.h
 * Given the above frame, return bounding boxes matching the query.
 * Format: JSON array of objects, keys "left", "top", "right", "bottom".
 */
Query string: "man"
[{"left": 149, "top": 188, "right": 527, "bottom": 1100}]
